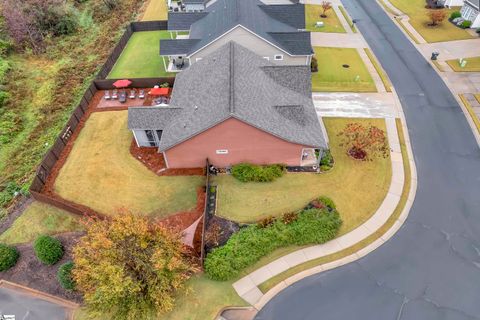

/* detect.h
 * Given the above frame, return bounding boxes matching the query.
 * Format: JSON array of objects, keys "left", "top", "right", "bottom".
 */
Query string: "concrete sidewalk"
[
  {"left": 232, "top": 117, "right": 408, "bottom": 306},
  {"left": 418, "top": 39, "right": 480, "bottom": 61}
]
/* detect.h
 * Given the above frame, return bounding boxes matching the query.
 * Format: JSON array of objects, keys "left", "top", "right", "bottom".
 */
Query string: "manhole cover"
[{"left": 342, "top": 64, "right": 350, "bottom": 68}]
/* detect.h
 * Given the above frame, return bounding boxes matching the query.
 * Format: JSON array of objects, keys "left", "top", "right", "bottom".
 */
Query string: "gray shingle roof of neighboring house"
[
  {"left": 168, "top": 12, "right": 208, "bottom": 30},
  {"left": 160, "top": 39, "right": 201, "bottom": 55},
  {"left": 258, "top": 4, "right": 306, "bottom": 29},
  {"left": 164, "top": 0, "right": 311, "bottom": 56},
  {"left": 128, "top": 42, "right": 327, "bottom": 151},
  {"left": 466, "top": 0, "right": 479, "bottom": 9}
]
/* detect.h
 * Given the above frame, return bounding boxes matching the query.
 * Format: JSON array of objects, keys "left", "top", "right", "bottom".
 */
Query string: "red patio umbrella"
[
  {"left": 112, "top": 79, "right": 132, "bottom": 88},
  {"left": 149, "top": 87, "right": 170, "bottom": 96}
]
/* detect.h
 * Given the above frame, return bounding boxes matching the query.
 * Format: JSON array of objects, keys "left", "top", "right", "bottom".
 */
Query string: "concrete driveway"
[
  {"left": 255, "top": 0, "right": 480, "bottom": 319},
  {"left": 313, "top": 92, "right": 399, "bottom": 118}
]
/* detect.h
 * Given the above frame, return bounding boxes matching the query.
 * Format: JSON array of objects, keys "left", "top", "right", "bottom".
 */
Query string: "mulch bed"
[
  {"left": 204, "top": 215, "right": 240, "bottom": 253},
  {"left": 130, "top": 139, "right": 205, "bottom": 176},
  {"left": 157, "top": 188, "right": 206, "bottom": 233},
  {"left": 0, "top": 232, "right": 85, "bottom": 303}
]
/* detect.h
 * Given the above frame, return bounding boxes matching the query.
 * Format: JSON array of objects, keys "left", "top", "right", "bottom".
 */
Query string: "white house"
[
  {"left": 461, "top": 0, "right": 480, "bottom": 28},
  {"left": 441, "top": 0, "right": 464, "bottom": 7}
]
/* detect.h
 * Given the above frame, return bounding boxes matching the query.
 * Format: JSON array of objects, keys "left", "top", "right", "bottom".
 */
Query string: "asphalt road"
[
  {"left": 0, "top": 287, "right": 67, "bottom": 319},
  {"left": 255, "top": 1, "right": 480, "bottom": 319}
]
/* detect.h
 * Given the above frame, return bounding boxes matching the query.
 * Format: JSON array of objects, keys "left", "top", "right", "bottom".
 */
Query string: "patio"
[
  {"left": 95, "top": 89, "right": 172, "bottom": 109},
  {"left": 300, "top": 148, "right": 319, "bottom": 167}
]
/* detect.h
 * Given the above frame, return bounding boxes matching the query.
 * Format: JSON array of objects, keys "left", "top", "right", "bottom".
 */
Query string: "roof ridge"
[{"left": 229, "top": 42, "right": 235, "bottom": 114}]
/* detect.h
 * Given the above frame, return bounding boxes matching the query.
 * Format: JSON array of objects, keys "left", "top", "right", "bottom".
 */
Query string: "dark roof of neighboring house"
[
  {"left": 164, "top": 0, "right": 311, "bottom": 56},
  {"left": 466, "top": 0, "right": 479, "bottom": 9},
  {"left": 160, "top": 39, "right": 201, "bottom": 55},
  {"left": 167, "top": 12, "right": 208, "bottom": 30},
  {"left": 128, "top": 42, "right": 327, "bottom": 151},
  {"left": 258, "top": 4, "right": 306, "bottom": 29}
]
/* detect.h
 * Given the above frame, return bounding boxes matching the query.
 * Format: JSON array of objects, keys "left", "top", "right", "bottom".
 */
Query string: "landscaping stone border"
[{"left": 232, "top": 99, "right": 418, "bottom": 307}]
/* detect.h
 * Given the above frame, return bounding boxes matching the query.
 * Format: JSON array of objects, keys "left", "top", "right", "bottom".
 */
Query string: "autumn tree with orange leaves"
[
  {"left": 338, "top": 123, "right": 389, "bottom": 160},
  {"left": 428, "top": 9, "right": 448, "bottom": 26},
  {"left": 73, "top": 211, "right": 196, "bottom": 319},
  {"left": 321, "top": 1, "right": 332, "bottom": 18}
]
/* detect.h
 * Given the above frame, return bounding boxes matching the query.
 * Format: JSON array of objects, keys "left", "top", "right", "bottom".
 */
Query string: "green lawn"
[
  {"left": 446, "top": 56, "right": 480, "bottom": 72},
  {"left": 213, "top": 118, "right": 392, "bottom": 236},
  {"left": 142, "top": 0, "right": 168, "bottom": 21},
  {"left": 364, "top": 48, "right": 392, "bottom": 92},
  {"left": 312, "top": 47, "right": 377, "bottom": 92},
  {"left": 305, "top": 4, "right": 346, "bottom": 33},
  {"left": 54, "top": 111, "right": 204, "bottom": 217},
  {"left": 0, "top": 201, "right": 83, "bottom": 245},
  {"left": 388, "top": 0, "right": 473, "bottom": 42},
  {"left": 108, "top": 31, "right": 176, "bottom": 79},
  {"left": 258, "top": 119, "right": 411, "bottom": 293}
]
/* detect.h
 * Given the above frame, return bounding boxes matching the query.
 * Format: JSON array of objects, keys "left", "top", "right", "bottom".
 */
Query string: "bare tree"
[{"left": 321, "top": 1, "right": 332, "bottom": 18}]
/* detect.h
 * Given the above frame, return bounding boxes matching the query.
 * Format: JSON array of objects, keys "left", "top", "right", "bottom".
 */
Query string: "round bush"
[
  {"left": 449, "top": 11, "right": 461, "bottom": 20},
  {"left": 57, "top": 262, "right": 75, "bottom": 290},
  {"left": 461, "top": 20, "right": 472, "bottom": 29},
  {"left": 0, "top": 244, "right": 19, "bottom": 271},
  {"left": 34, "top": 235, "right": 64, "bottom": 265}
]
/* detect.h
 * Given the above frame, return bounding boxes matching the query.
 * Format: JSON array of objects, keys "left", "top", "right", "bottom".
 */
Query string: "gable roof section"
[
  {"left": 129, "top": 42, "right": 327, "bottom": 151},
  {"left": 258, "top": 4, "right": 306, "bottom": 29},
  {"left": 163, "top": 0, "right": 312, "bottom": 56},
  {"left": 167, "top": 12, "right": 208, "bottom": 30},
  {"left": 160, "top": 39, "right": 201, "bottom": 55}
]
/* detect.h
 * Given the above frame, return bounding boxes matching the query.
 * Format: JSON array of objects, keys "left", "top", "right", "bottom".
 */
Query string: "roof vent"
[
  {"left": 183, "top": 123, "right": 187, "bottom": 128},
  {"left": 194, "top": 105, "right": 199, "bottom": 110}
]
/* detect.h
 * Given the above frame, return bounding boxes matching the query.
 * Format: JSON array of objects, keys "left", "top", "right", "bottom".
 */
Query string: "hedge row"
[
  {"left": 204, "top": 206, "right": 342, "bottom": 281},
  {"left": 231, "top": 163, "right": 286, "bottom": 182}
]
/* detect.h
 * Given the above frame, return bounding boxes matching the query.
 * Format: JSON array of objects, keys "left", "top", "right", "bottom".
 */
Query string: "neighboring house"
[
  {"left": 184, "top": 0, "right": 206, "bottom": 12},
  {"left": 160, "top": 0, "right": 312, "bottom": 72},
  {"left": 129, "top": 42, "right": 327, "bottom": 169},
  {"left": 439, "top": 0, "right": 464, "bottom": 7},
  {"left": 461, "top": 0, "right": 480, "bottom": 27}
]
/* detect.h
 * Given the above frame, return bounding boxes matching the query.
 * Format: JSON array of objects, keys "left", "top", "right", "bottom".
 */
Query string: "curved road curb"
[{"left": 232, "top": 94, "right": 418, "bottom": 307}]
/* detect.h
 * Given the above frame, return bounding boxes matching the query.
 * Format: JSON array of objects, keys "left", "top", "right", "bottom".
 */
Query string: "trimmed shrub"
[
  {"left": 318, "top": 196, "right": 336, "bottom": 210},
  {"left": 281, "top": 212, "right": 298, "bottom": 225},
  {"left": 57, "top": 262, "right": 75, "bottom": 290},
  {"left": 320, "top": 149, "right": 333, "bottom": 166},
  {"left": 311, "top": 56, "right": 318, "bottom": 72},
  {"left": 34, "top": 235, "right": 63, "bottom": 265},
  {"left": 449, "top": 11, "right": 461, "bottom": 20},
  {"left": 257, "top": 216, "right": 276, "bottom": 228},
  {"left": 205, "top": 207, "right": 342, "bottom": 280},
  {"left": 461, "top": 20, "right": 472, "bottom": 29},
  {"left": 0, "top": 243, "right": 19, "bottom": 271},
  {"left": 231, "top": 163, "right": 286, "bottom": 183},
  {"left": 320, "top": 164, "right": 332, "bottom": 172}
]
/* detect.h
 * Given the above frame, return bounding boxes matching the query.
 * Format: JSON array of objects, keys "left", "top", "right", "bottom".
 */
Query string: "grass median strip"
[
  {"left": 459, "top": 94, "right": 480, "bottom": 134},
  {"left": 258, "top": 118, "right": 411, "bottom": 294},
  {"left": 338, "top": 6, "right": 357, "bottom": 33},
  {"left": 364, "top": 48, "right": 392, "bottom": 92},
  {"left": 397, "top": 19, "right": 421, "bottom": 44}
]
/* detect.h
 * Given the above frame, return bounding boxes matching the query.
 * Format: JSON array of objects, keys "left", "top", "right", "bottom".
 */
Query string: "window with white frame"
[{"left": 274, "top": 54, "right": 284, "bottom": 61}]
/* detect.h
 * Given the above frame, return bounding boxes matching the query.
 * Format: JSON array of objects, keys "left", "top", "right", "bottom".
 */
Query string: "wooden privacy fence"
[{"left": 29, "top": 19, "right": 174, "bottom": 216}]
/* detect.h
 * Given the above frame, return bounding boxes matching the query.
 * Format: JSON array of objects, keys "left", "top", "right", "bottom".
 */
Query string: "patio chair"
[
  {"left": 139, "top": 89, "right": 145, "bottom": 99},
  {"left": 119, "top": 91, "right": 127, "bottom": 103},
  {"left": 129, "top": 89, "right": 136, "bottom": 99},
  {"left": 104, "top": 90, "right": 111, "bottom": 100},
  {"left": 112, "top": 89, "right": 118, "bottom": 99}
]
